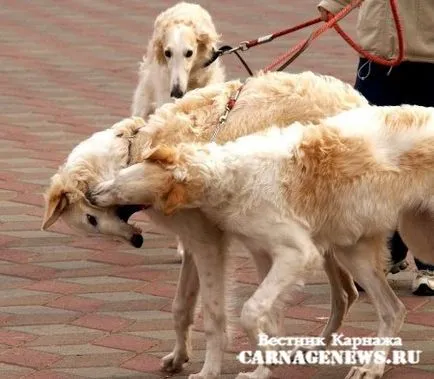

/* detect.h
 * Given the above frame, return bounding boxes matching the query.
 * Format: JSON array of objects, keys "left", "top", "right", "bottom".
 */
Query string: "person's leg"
[
  {"left": 411, "top": 243, "right": 434, "bottom": 296},
  {"left": 397, "top": 61, "right": 434, "bottom": 295},
  {"left": 354, "top": 58, "right": 403, "bottom": 106},
  {"left": 388, "top": 231, "right": 408, "bottom": 271}
]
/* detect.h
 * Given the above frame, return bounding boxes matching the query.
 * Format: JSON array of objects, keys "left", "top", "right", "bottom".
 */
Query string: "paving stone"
[
  {"left": 33, "top": 343, "right": 128, "bottom": 355},
  {"left": 72, "top": 313, "right": 131, "bottom": 332},
  {"left": 0, "top": 362, "right": 35, "bottom": 378},
  {"left": 100, "top": 310, "right": 173, "bottom": 321},
  {"left": 24, "top": 370, "right": 85, "bottom": 379},
  {"left": 51, "top": 352, "right": 135, "bottom": 369},
  {"left": 0, "top": 329, "right": 37, "bottom": 346},
  {"left": 93, "top": 334, "right": 160, "bottom": 353},
  {"left": 5, "top": 324, "right": 100, "bottom": 336},
  {"left": 0, "top": 347, "right": 62, "bottom": 369},
  {"left": 55, "top": 366, "right": 145, "bottom": 378},
  {"left": 47, "top": 295, "right": 104, "bottom": 313}
]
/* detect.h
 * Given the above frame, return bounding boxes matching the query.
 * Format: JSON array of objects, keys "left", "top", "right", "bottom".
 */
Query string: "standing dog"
[
  {"left": 90, "top": 105, "right": 434, "bottom": 379},
  {"left": 131, "top": 1, "right": 225, "bottom": 257},
  {"left": 42, "top": 71, "right": 369, "bottom": 379},
  {"left": 131, "top": 2, "right": 225, "bottom": 118}
]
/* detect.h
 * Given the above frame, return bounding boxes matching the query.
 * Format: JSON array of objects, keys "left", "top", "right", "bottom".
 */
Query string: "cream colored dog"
[
  {"left": 90, "top": 105, "right": 434, "bottom": 379},
  {"left": 131, "top": 2, "right": 225, "bottom": 118},
  {"left": 42, "top": 71, "right": 369, "bottom": 379},
  {"left": 132, "top": 1, "right": 225, "bottom": 258}
]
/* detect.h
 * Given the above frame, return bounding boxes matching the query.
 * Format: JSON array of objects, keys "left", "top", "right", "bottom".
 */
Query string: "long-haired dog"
[
  {"left": 89, "top": 105, "right": 434, "bottom": 379},
  {"left": 42, "top": 71, "right": 369, "bottom": 379},
  {"left": 131, "top": 2, "right": 225, "bottom": 118}
]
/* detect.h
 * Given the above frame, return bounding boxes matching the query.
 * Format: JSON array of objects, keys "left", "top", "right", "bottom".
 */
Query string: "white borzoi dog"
[
  {"left": 131, "top": 1, "right": 225, "bottom": 258},
  {"left": 131, "top": 2, "right": 225, "bottom": 119},
  {"left": 42, "top": 71, "right": 370, "bottom": 379},
  {"left": 89, "top": 105, "right": 434, "bottom": 379}
]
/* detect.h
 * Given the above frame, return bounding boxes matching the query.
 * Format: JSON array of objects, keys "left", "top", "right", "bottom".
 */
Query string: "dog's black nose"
[
  {"left": 130, "top": 233, "right": 144, "bottom": 248},
  {"left": 170, "top": 85, "right": 184, "bottom": 99}
]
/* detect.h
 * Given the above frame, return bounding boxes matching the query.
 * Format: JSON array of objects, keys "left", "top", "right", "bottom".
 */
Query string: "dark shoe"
[{"left": 412, "top": 271, "right": 434, "bottom": 296}]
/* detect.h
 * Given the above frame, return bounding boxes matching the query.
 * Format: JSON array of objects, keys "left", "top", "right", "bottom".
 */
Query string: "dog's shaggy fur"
[
  {"left": 91, "top": 105, "right": 434, "bottom": 379},
  {"left": 131, "top": 2, "right": 225, "bottom": 118},
  {"left": 42, "top": 71, "right": 369, "bottom": 379}
]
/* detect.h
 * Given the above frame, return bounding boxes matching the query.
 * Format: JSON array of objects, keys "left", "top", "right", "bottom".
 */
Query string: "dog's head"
[
  {"left": 42, "top": 174, "right": 145, "bottom": 248},
  {"left": 151, "top": 5, "right": 220, "bottom": 99},
  {"left": 41, "top": 118, "right": 147, "bottom": 248},
  {"left": 87, "top": 144, "right": 201, "bottom": 218}
]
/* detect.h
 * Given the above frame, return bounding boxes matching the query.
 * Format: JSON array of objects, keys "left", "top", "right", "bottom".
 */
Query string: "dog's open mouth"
[
  {"left": 115, "top": 204, "right": 150, "bottom": 248},
  {"left": 115, "top": 204, "right": 148, "bottom": 222}
]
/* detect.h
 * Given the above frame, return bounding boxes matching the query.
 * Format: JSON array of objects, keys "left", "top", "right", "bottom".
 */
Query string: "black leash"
[{"left": 204, "top": 45, "right": 254, "bottom": 76}]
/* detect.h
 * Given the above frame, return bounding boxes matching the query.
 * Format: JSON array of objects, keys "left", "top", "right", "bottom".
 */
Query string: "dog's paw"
[
  {"left": 87, "top": 180, "right": 117, "bottom": 207},
  {"left": 345, "top": 366, "right": 383, "bottom": 379},
  {"left": 161, "top": 350, "right": 189, "bottom": 373}
]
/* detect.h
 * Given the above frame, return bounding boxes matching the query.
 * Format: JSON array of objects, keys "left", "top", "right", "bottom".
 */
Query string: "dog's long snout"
[{"left": 170, "top": 85, "right": 184, "bottom": 99}]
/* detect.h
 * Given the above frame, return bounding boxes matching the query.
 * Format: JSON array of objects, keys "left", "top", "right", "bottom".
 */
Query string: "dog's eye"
[
  {"left": 185, "top": 49, "right": 193, "bottom": 58},
  {"left": 86, "top": 214, "right": 98, "bottom": 227},
  {"left": 164, "top": 49, "right": 172, "bottom": 58}
]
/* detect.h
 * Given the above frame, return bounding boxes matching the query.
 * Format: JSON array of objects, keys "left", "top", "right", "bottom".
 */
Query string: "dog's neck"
[{"left": 170, "top": 125, "right": 305, "bottom": 212}]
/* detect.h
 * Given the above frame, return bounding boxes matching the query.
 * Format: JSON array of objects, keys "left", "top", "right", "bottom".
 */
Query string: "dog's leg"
[
  {"left": 335, "top": 236, "right": 406, "bottom": 379},
  {"left": 188, "top": 232, "right": 228, "bottom": 379},
  {"left": 247, "top": 247, "right": 284, "bottom": 337},
  {"left": 236, "top": 238, "right": 321, "bottom": 379},
  {"left": 248, "top": 247, "right": 357, "bottom": 357},
  {"left": 161, "top": 249, "right": 199, "bottom": 372},
  {"left": 399, "top": 208, "right": 434, "bottom": 265},
  {"left": 145, "top": 209, "right": 228, "bottom": 378},
  {"left": 320, "top": 252, "right": 358, "bottom": 345},
  {"left": 131, "top": 66, "right": 154, "bottom": 118},
  {"left": 241, "top": 248, "right": 280, "bottom": 379},
  {"left": 290, "top": 251, "right": 358, "bottom": 359}
]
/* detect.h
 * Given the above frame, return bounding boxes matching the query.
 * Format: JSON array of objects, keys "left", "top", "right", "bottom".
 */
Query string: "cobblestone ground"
[{"left": 0, "top": 0, "right": 433, "bottom": 378}]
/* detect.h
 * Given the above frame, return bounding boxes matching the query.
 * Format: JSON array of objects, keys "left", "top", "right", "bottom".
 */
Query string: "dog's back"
[
  {"left": 283, "top": 105, "right": 434, "bottom": 246},
  {"left": 182, "top": 105, "right": 434, "bottom": 248}
]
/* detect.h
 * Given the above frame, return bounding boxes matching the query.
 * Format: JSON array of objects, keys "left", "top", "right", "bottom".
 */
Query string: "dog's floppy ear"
[
  {"left": 41, "top": 177, "right": 69, "bottom": 230},
  {"left": 196, "top": 26, "right": 220, "bottom": 54},
  {"left": 163, "top": 182, "right": 187, "bottom": 215},
  {"left": 152, "top": 35, "right": 165, "bottom": 66},
  {"left": 144, "top": 145, "right": 178, "bottom": 165}
]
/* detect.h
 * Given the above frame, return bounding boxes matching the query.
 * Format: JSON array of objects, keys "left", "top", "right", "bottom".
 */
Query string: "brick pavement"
[{"left": 0, "top": 0, "right": 433, "bottom": 378}]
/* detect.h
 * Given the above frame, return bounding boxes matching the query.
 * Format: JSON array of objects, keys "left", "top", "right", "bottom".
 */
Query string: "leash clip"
[
  {"left": 218, "top": 108, "right": 230, "bottom": 124},
  {"left": 239, "top": 41, "right": 249, "bottom": 51}
]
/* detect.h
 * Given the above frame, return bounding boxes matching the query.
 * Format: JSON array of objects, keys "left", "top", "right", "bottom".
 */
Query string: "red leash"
[
  {"left": 332, "top": 0, "right": 404, "bottom": 66},
  {"left": 264, "top": 0, "right": 404, "bottom": 72},
  {"left": 218, "top": 0, "right": 404, "bottom": 74},
  {"left": 242, "top": 17, "right": 322, "bottom": 50}
]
